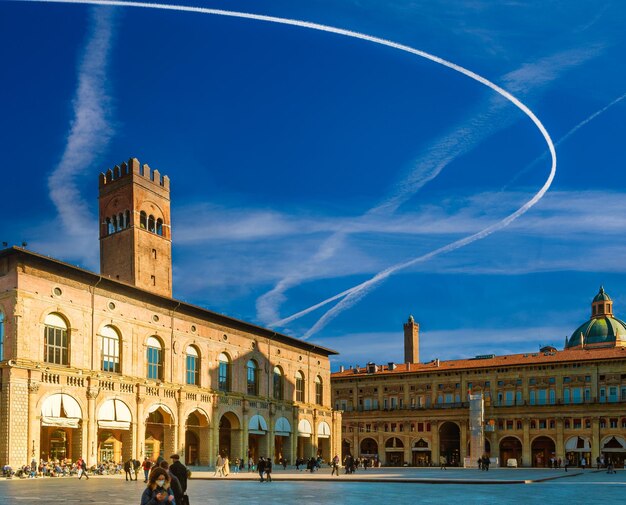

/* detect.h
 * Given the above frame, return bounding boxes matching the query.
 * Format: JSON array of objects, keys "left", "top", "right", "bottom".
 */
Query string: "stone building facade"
[
  {"left": 333, "top": 289, "right": 626, "bottom": 468},
  {"left": 0, "top": 158, "right": 340, "bottom": 468}
]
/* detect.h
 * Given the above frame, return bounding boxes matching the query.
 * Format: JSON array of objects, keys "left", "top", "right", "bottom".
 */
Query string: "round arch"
[
  {"left": 499, "top": 436, "right": 522, "bottom": 467},
  {"left": 97, "top": 398, "right": 132, "bottom": 429},
  {"left": 439, "top": 421, "right": 461, "bottom": 466},
  {"left": 531, "top": 436, "right": 555, "bottom": 467},
  {"left": 360, "top": 437, "right": 378, "bottom": 456}
]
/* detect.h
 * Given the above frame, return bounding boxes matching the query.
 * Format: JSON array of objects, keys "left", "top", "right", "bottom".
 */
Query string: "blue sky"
[{"left": 2, "top": 0, "right": 626, "bottom": 370}]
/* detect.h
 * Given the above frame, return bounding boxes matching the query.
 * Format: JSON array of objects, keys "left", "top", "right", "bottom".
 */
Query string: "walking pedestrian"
[
  {"left": 142, "top": 457, "right": 152, "bottom": 483},
  {"left": 331, "top": 455, "right": 340, "bottom": 476},
  {"left": 124, "top": 458, "right": 133, "bottom": 481},
  {"left": 160, "top": 461, "right": 183, "bottom": 505},
  {"left": 76, "top": 457, "right": 89, "bottom": 480},
  {"left": 258, "top": 457, "right": 266, "bottom": 483},
  {"left": 169, "top": 454, "right": 189, "bottom": 505},
  {"left": 264, "top": 458, "right": 272, "bottom": 482},
  {"left": 140, "top": 467, "right": 175, "bottom": 505}
]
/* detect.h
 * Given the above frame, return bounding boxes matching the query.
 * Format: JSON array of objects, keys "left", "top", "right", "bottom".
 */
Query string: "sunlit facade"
[{"left": 0, "top": 158, "right": 340, "bottom": 468}]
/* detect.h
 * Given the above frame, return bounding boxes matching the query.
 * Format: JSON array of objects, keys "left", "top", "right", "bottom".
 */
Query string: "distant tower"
[
  {"left": 403, "top": 315, "right": 419, "bottom": 364},
  {"left": 98, "top": 158, "right": 172, "bottom": 297}
]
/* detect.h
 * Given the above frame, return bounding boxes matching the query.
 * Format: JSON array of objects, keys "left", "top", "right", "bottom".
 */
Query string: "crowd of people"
[{"left": 2, "top": 457, "right": 121, "bottom": 479}]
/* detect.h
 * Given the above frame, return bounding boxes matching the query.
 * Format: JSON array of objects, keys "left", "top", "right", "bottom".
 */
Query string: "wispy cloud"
[
  {"left": 255, "top": 44, "right": 603, "bottom": 334},
  {"left": 42, "top": 6, "right": 116, "bottom": 266}
]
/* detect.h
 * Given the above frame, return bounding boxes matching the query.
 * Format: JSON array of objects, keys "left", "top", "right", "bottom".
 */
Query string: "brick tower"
[
  {"left": 98, "top": 158, "right": 172, "bottom": 297},
  {"left": 403, "top": 315, "right": 419, "bottom": 364}
]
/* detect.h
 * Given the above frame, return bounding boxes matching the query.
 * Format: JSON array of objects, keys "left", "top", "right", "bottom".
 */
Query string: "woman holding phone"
[{"left": 140, "top": 467, "right": 175, "bottom": 505}]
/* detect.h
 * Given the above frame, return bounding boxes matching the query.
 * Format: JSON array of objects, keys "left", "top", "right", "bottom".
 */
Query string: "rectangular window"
[
  {"left": 573, "top": 419, "right": 582, "bottom": 429},
  {"left": 383, "top": 398, "right": 388, "bottom": 409},
  {"left": 530, "top": 390, "right": 536, "bottom": 405},
  {"left": 572, "top": 388, "right": 582, "bottom": 404},
  {"left": 363, "top": 398, "right": 372, "bottom": 411},
  {"left": 600, "top": 387, "right": 606, "bottom": 403},
  {"left": 609, "top": 386, "right": 618, "bottom": 403},
  {"left": 445, "top": 393, "right": 453, "bottom": 404},
  {"left": 585, "top": 388, "right": 591, "bottom": 402},
  {"left": 418, "top": 422, "right": 424, "bottom": 432},
  {"left": 186, "top": 354, "right": 198, "bottom": 385},
  {"left": 563, "top": 389, "right": 570, "bottom": 404},
  {"left": 505, "top": 391, "right": 514, "bottom": 406},
  {"left": 549, "top": 389, "right": 556, "bottom": 405},
  {"left": 538, "top": 389, "right": 547, "bottom": 405},
  {"left": 218, "top": 362, "right": 230, "bottom": 392},
  {"left": 373, "top": 399, "right": 379, "bottom": 409},
  {"left": 516, "top": 391, "right": 522, "bottom": 405},
  {"left": 610, "top": 418, "right": 618, "bottom": 428},
  {"left": 102, "top": 334, "right": 120, "bottom": 373},
  {"left": 45, "top": 326, "right": 69, "bottom": 366},
  {"left": 147, "top": 347, "right": 162, "bottom": 380},
  {"left": 539, "top": 420, "right": 546, "bottom": 429},
  {"left": 295, "top": 376, "right": 305, "bottom": 402}
]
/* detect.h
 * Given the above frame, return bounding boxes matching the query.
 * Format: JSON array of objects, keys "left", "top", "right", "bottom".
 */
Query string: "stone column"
[
  {"left": 27, "top": 381, "right": 40, "bottom": 463},
  {"left": 460, "top": 419, "right": 468, "bottom": 464},
  {"left": 522, "top": 418, "right": 531, "bottom": 467},
  {"left": 591, "top": 417, "right": 600, "bottom": 462},
  {"left": 177, "top": 392, "right": 186, "bottom": 456},
  {"left": 431, "top": 421, "right": 440, "bottom": 464},
  {"left": 556, "top": 419, "right": 564, "bottom": 460},
  {"left": 136, "top": 395, "right": 145, "bottom": 459},
  {"left": 86, "top": 386, "right": 99, "bottom": 466}
]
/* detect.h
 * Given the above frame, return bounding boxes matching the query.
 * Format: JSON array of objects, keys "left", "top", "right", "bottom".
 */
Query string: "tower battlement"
[{"left": 98, "top": 157, "right": 170, "bottom": 191}]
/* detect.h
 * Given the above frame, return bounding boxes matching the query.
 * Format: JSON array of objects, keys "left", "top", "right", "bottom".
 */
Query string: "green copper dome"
[
  {"left": 593, "top": 286, "right": 611, "bottom": 302},
  {"left": 567, "top": 316, "right": 626, "bottom": 348}
]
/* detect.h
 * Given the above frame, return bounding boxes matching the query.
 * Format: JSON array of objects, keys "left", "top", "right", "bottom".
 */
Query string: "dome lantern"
[{"left": 591, "top": 286, "right": 613, "bottom": 318}]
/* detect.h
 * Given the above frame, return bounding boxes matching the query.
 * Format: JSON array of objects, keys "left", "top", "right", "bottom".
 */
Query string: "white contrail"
[
  {"left": 47, "top": 4, "right": 115, "bottom": 261},
  {"left": 295, "top": 95, "right": 625, "bottom": 338},
  {"left": 22, "top": 0, "right": 557, "bottom": 333}
]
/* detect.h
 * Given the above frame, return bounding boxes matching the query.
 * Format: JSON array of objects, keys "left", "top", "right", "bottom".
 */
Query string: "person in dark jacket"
[
  {"left": 140, "top": 467, "right": 175, "bottom": 505},
  {"left": 124, "top": 459, "right": 133, "bottom": 481},
  {"left": 264, "top": 458, "right": 272, "bottom": 483},
  {"left": 257, "top": 457, "right": 266, "bottom": 482},
  {"left": 160, "top": 461, "right": 183, "bottom": 505},
  {"left": 169, "top": 455, "right": 188, "bottom": 494}
]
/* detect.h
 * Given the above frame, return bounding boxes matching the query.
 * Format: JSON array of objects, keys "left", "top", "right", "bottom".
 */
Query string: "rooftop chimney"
[{"left": 403, "top": 315, "right": 420, "bottom": 364}]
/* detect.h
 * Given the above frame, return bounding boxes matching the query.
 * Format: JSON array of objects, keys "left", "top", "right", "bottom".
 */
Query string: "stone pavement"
[{"left": 0, "top": 468, "right": 624, "bottom": 505}]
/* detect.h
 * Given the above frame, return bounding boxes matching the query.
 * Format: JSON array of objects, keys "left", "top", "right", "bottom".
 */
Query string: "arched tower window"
[
  {"left": 140, "top": 211, "right": 147, "bottom": 229},
  {"left": 156, "top": 219, "right": 163, "bottom": 236},
  {"left": 125, "top": 210, "right": 131, "bottom": 228},
  {"left": 218, "top": 352, "right": 231, "bottom": 392},
  {"left": 146, "top": 336, "right": 163, "bottom": 380},
  {"left": 315, "top": 375, "right": 323, "bottom": 405},
  {"left": 117, "top": 213, "right": 123, "bottom": 231},
  {"left": 112, "top": 215, "right": 118, "bottom": 233},
  {"left": 100, "top": 325, "right": 120, "bottom": 373},
  {"left": 44, "top": 313, "right": 69, "bottom": 365},
  {"left": 186, "top": 345, "right": 200, "bottom": 386},
  {"left": 148, "top": 215, "right": 156, "bottom": 233},
  {"left": 247, "top": 359, "right": 259, "bottom": 396},
  {"left": 296, "top": 371, "right": 305, "bottom": 402},
  {"left": 273, "top": 366, "right": 284, "bottom": 400},
  {"left": 0, "top": 311, "right": 4, "bottom": 362},
  {"left": 106, "top": 217, "right": 113, "bottom": 235}
]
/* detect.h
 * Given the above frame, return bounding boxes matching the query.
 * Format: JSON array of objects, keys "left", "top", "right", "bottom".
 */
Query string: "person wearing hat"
[{"left": 169, "top": 454, "right": 188, "bottom": 494}]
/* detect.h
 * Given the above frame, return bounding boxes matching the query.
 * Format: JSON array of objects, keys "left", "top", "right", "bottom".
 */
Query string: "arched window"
[
  {"left": 125, "top": 210, "right": 131, "bottom": 229},
  {"left": 315, "top": 375, "right": 323, "bottom": 405},
  {"left": 186, "top": 346, "right": 200, "bottom": 386},
  {"left": 0, "top": 311, "right": 4, "bottom": 361},
  {"left": 218, "top": 352, "right": 231, "bottom": 392},
  {"left": 106, "top": 217, "right": 113, "bottom": 235},
  {"left": 100, "top": 325, "right": 120, "bottom": 373},
  {"left": 146, "top": 336, "right": 163, "bottom": 380},
  {"left": 44, "top": 313, "right": 69, "bottom": 365},
  {"left": 247, "top": 360, "right": 258, "bottom": 396},
  {"left": 273, "top": 366, "right": 284, "bottom": 400},
  {"left": 140, "top": 211, "right": 147, "bottom": 229},
  {"left": 296, "top": 371, "right": 305, "bottom": 402},
  {"left": 156, "top": 219, "right": 163, "bottom": 236},
  {"left": 148, "top": 215, "right": 156, "bottom": 233},
  {"left": 117, "top": 213, "right": 123, "bottom": 231},
  {"left": 112, "top": 215, "right": 118, "bottom": 233}
]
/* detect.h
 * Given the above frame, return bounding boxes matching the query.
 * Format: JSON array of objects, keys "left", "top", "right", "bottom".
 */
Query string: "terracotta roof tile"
[{"left": 331, "top": 347, "right": 626, "bottom": 378}]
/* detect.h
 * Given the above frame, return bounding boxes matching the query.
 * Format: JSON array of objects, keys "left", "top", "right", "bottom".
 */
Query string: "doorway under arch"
[
  {"left": 531, "top": 436, "right": 555, "bottom": 467},
  {"left": 218, "top": 411, "right": 241, "bottom": 460},
  {"left": 439, "top": 422, "right": 460, "bottom": 466},
  {"left": 499, "top": 436, "right": 522, "bottom": 467}
]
